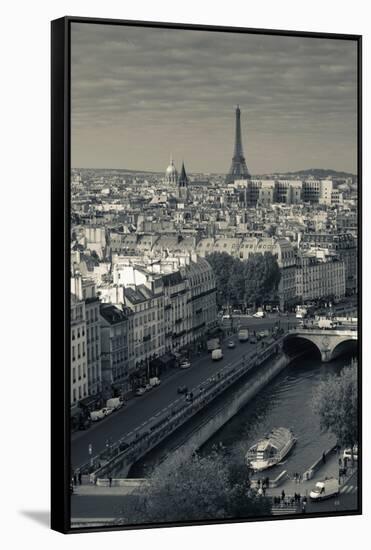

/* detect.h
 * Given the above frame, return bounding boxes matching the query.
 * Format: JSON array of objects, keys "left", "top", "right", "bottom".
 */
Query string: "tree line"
[
  {"left": 206, "top": 251, "right": 281, "bottom": 309},
  {"left": 118, "top": 447, "right": 271, "bottom": 525}
]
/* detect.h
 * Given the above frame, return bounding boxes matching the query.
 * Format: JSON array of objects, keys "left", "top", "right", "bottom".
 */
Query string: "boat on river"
[{"left": 246, "top": 427, "right": 296, "bottom": 471}]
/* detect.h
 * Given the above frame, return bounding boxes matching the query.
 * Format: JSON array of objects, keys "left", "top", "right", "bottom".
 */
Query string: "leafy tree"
[
  {"left": 207, "top": 252, "right": 238, "bottom": 307},
  {"left": 312, "top": 361, "right": 358, "bottom": 449},
  {"left": 119, "top": 449, "right": 271, "bottom": 525},
  {"left": 207, "top": 251, "right": 281, "bottom": 309},
  {"left": 244, "top": 253, "right": 281, "bottom": 308}
]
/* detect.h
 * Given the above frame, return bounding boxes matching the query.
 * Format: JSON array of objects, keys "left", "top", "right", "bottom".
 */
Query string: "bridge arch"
[
  {"left": 330, "top": 338, "right": 358, "bottom": 361},
  {"left": 283, "top": 334, "right": 321, "bottom": 359},
  {"left": 283, "top": 331, "right": 358, "bottom": 363}
]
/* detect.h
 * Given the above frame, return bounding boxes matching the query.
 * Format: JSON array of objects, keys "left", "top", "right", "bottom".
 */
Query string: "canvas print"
[{"left": 66, "top": 20, "right": 360, "bottom": 530}]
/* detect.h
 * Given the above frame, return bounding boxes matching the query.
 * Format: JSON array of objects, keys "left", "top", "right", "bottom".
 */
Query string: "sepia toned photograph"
[{"left": 52, "top": 17, "right": 361, "bottom": 532}]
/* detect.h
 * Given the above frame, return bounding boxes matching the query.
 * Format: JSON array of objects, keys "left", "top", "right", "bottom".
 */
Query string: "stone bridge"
[{"left": 283, "top": 328, "right": 358, "bottom": 362}]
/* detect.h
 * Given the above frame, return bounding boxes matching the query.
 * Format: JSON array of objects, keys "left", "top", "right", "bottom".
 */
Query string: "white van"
[
  {"left": 106, "top": 397, "right": 123, "bottom": 411},
  {"left": 309, "top": 478, "right": 339, "bottom": 501},
  {"left": 212, "top": 348, "right": 223, "bottom": 361}
]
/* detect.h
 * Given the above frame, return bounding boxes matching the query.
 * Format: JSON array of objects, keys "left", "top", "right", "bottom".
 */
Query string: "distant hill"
[{"left": 270, "top": 168, "right": 356, "bottom": 179}]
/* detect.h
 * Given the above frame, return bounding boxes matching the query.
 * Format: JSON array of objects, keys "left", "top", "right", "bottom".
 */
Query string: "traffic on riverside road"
[{"left": 71, "top": 313, "right": 299, "bottom": 470}]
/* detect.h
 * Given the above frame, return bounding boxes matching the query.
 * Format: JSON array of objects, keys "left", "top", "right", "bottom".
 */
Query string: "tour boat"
[{"left": 246, "top": 427, "right": 296, "bottom": 471}]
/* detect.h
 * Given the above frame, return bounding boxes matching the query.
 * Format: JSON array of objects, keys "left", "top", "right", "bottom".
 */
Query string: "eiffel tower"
[{"left": 225, "top": 105, "right": 251, "bottom": 184}]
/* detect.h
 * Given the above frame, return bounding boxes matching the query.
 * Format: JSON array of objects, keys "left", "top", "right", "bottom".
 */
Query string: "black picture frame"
[{"left": 51, "top": 16, "right": 362, "bottom": 534}]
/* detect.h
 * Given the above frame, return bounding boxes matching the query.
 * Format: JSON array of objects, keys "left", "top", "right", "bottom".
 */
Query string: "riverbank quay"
[{"left": 262, "top": 447, "right": 357, "bottom": 500}]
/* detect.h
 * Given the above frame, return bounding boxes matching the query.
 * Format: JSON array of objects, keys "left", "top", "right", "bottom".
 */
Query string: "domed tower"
[{"left": 164, "top": 155, "right": 178, "bottom": 185}]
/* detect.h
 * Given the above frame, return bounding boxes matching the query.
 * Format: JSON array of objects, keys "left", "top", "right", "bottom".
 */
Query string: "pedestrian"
[
  {"left": 78, "top": 472, "right": 82, "bottom": 485},
  {"left": 108, "top": 476, "right": 112, "bottom": 487},
  {"left": 281, "top": 489, "right": 285, "bottom": 502},
  {"left": 73, "top": 473, "right": 77, "bottom": 486},
  {"left": 322, "top": 451, "right": 326, "bottom": 464},
  {"left": 302, "top": 500, "right": 306, "bottom": 514}
]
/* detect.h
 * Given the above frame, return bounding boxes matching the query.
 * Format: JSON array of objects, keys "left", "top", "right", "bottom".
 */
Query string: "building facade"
[
  {"left": 70, "top": 295, "right": 88, "bottom": 409},
  {"left": 100, "top": 304, "right": 131, "bottom": 397},
  {"left": 295, "top": 253, "right": 346, "bottom": 302},
  {"left": 300, "top": 233, "right": 357, "bottom": 294}
]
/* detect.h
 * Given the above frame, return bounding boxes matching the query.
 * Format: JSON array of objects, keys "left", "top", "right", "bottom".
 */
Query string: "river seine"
[
  {"left": 201, "top": 351, "right": 356, "bottom": 476},
  {"left": 130, "top": 350, "right": 356, "bottom": 478}
]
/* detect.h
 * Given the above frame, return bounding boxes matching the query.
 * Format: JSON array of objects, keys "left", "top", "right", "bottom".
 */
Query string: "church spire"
[{"left": 178, "top": 161, "right": 188, "bottom": 187}]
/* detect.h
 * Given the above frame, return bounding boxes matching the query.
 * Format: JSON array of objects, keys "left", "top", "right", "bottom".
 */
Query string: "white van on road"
[
  {"left": 309, "top": 478, "right": 339, "bottom": 501},
  {"left": 212, "top": 348, "right": 223, "bottom": 361}
]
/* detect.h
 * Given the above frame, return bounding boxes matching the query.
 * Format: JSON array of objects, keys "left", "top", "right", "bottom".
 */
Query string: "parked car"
[
  {"left": 227, "top": 340, "right": 236, "bottom": 348},
  {"left": 135, "top": 387, "right": 146, "bottom": 396},
  {"left": 149, "top": 377, "right": 161, "bottom": 387},
  {"left": 180, "top": 360, "right": 191, "bottom": 369},
  {"left": 177, "top": 385, "right": 188, "bottom": 394},
  {"left": 222, "top": 314, "right": 231, "bottom": 320},
  {"left": 90, "top": 407, "right": 112, "bottom": 421}
]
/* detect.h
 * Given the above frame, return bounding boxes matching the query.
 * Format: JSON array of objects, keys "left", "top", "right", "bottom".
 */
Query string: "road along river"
[{"left": 130, "top": 350, "right": 356, "bottom": 479}]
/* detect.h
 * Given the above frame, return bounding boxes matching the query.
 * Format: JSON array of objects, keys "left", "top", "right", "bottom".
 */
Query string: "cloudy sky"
[{"left": 71, "top": 23, "right": 358, "bottom": 174}]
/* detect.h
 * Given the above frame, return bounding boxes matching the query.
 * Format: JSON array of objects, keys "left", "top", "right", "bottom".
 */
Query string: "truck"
[
  {"left": 238, "top": 328, "right": 249, "bottom": 342},
  {"left": 318, "top": 319, "right": 336, "bottom": 329},
  {"left": 309, "top": 478, "right": 339, "bottom": 501},
  {"left": 207, "top": 337, "right": 220, "bottom": 352},
  {"left": 106, "top": 397, "right": 124, "bottom": 411},
  {"left": 149, "top": 376, "right": 161, "bottom": 387},
  {"left": 212, "top": 348, "right": 223, "bottom": 361}
]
